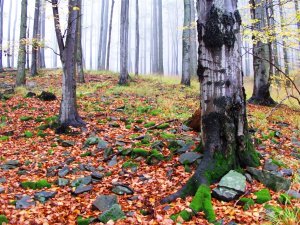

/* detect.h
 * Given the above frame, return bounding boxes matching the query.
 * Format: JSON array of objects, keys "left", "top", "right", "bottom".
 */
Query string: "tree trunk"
[
  {"left": 248, "top": 0, "right": 276, "bottom": 106},
  {"left": 31, "top": 0, "right": 40, "bottom": 76},
  {"left": 106, "top": 0, "right": 115, "bottom": 70},
  {"left": 11, "top": 2, "right": 18, "bottom": 68},
  {"left": 16, "top": 0, "right": 28, "bottom": 86},
  {"left": 51, "top": 0, "right": 85, "bottom": 129},
  {"left": 0, "top": 0, "right": 4, "bottom": 72},
  {"left": 151, "top": 0, "right": 158, "bottom": 73},
  {"left": 181, "top": 0, "right": 191, "bottom": 86},
  {"left": 279, "top": 3, "right": 289, "bottom": 76},
  {"left": 39, "top": 0, "right": 46, "bottom": 68},
  {"left": 161, "top": 0, "right": 260, "bottom": 222},
  {"left": 89, "top": 0, "right": 93, "bottom": 69},
  {"left": 135, "top": 0, "right": 139, "bottom": 76},
  {"left": 98, "top": 0, "right": 108, "bottom": 70},
  {"left": 76, "top": 0, "right": 84, "bottom": 83},
  {"left": 119, "top": 0, "right": 129, "bottom": 85},
  {"left": 6, "top": 0, "right": 12, "bottom": 68},
  {"left": 157, "top": 0, "right": 164, "bottom": 74},
  {"left": 26, "top": 19, "right": 30, "bottom": 70}
]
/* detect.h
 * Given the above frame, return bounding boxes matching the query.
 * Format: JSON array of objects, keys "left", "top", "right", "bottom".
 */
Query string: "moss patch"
[
  {"left": 277, "top": 193, "right": 291, "bottom": 205},
  {"left": 0, "top": 215, "right": 8, "bottom": 224},
  {"left": 157, "top": 123, "right": 170, "bottom": 129},
  {"left": 254, "top": 189, "right": 271, "bottom": 204},
  {"left": 21, "top": 179, "right": 51, "bottom": 190},
  {"left": 239, "top": 198, "right": 255, "bottom": 210},
  {"left": 144, "top": 122, "right": 156, "bottom": 128},
  {"left": 131, "top": 148, "right": 149, "bottom": 157}
]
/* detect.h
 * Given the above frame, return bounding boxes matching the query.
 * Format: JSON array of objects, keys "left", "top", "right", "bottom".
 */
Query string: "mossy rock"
[
  {"left": 122, "top": 160, "right": 138, "bottom": 169},
  {"left": 125, "top": 125, "right": 131, "bottom": 129},
  {"left": 239, "top": 197, "right": 255, "bottom": 210},
  {"left": 160, "top": 132, "right": 176, "bottom": 140},
  {"left": 37, "top": 130, "right": 47, "bottom": 138},
  {"left": 24, "top": 131, "right": 33, "bottom": 138},
  {"left": 254, "top": 189, "right": 271, "bottom": 204},
  {"left": 0, "top": 136, "right": 9, "bottom": 141},
  {"left": 157, "top": 123, "right": 170, "bottom": 129},
  {"left": 144, "top": 122, "right": 156, "bottom": 128},
  {"left": 0, "top": 215, "right": 8, "bottom": 224},
  {"left": 21, "top": 179, "right": 51, "bottom": 190},
  {"left": 146, "top": 150, "right": 164, "bottom": 165},
  {"left": 98, "top": 204, "right": 126, "bottom": 223},
  {"left": 135, "top": 119, "right": 144, "bottom": 124},
  {"left": 77, "top": 216, "right": 94, "bottom": 225},
  {"left": 20, "top": 116, "right": 33, "bottom": 121},
  {"left": 80, "top": 152, "right": 92, "bottom": 157},
  {"left": 277, "top": 193, "right": 291, "bottom": 205},
  {"left": 131, "top": 148, "right": 149, "bottom": 157}
]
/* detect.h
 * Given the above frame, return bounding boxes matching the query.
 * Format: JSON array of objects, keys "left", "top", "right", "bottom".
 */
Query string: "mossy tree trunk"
[
  {"left": 161, "top": 0, "right": 260, "bottom": 222},
  {"left": 248, "top": 0, "right": 276, "bottom": 106}
]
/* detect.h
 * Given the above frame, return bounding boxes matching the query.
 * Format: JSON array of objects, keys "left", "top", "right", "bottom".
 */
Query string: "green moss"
[
  {"left": 278, "top": 193, "right": 291, "bottom": 205},
  {"left": 271, "top": 159, "right": 287, "bottom": 168},
  {"left": 20, "top": 116, "right": 33, "bottom": 121},
  {"left": 24, "top": 130, "right": 33, "bottom": 138},
  {"left": 21, "top": 181, "right": 37, "bottom": 189},
  {"left": 37, "top": 130, "right": 47, "bottom": 138},
  {"left": 170, "top": 213, "right": 179, "bottom": 221},
  {"left": 254, "top": 189, "right": 271, "bottom": 204},
  {"left": 0, "top": 136, "right": 9, "bottom": 141},
  {"left": 21, "top": 179, "right": 51, "bottom": 190},
  {"left": 80, "top": 151, "right": 92, "bottom": 157},
  {"left": 239, "top": 198, "right": 255, "bottom": 210},
  {"left": 179, "top": 210, "right": 192, "bottom": 221},
  {"left": 189, "top": 185, "right": 216, "bottom": 222},
  {"left": 125, "top": 125, "right": 131, "bottom": 129},
  {"left": 132, "top": 148, "right": 149, "bottom": 157},
  {"left": 36, "top": 179, "right": 51, "bottom": 189},
  {"left": 146, "top": 150, "right": 164, "bottom": 165},
  {"left": 161, "top": 132, "right": 176, "bottom": 140},
  {"left": 135, "top": 119, "right": 144, "bottom": 124},
  {"left": 150, "top": 109, "right": 161, "bottom": 116},
  {"left": 122, "top": 160, "right": 138, "bottom": 169},
  {"left": 77, "top": 217, "right": 91, "bottom": 225},
  {"left": 144, "top": 122, "right": 156, "bottom": 128},
  {"left": 0, "top": 215, "right": 8, "bottom": 224},
  {"left": 238, "top": 135, "right": 261, "bottom": 167},
  {"left": 157, "top": 123, "right": 170, "bottom": 129}
]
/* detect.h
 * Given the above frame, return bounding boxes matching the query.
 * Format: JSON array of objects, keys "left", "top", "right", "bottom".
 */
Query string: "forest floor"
[{"left": 0, "top": 70, "right": 299, "bottom": 225}]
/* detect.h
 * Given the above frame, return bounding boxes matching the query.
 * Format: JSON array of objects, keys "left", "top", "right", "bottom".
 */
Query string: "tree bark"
[
  {"left": 89, "top": 0, "right": 93, "bottom": 69},
  {"left": 11, "top": 2, "right": 18, "bottom": 68},
  {"left": 161, "top": 0, "right": 260, "bottom": 222},
  {"left": 279, "top": 2, "right": 289, "bottom": 76},
  {"left": 119, "top": 0, "right": 129, "bottom": 85},
  {"left": 31, "top": 0, "right": 40, "bottom": 76},
  {"left": 6, "top": 0, "right": 12, "bottom": 68},
  {"left": 16, "top": 0, "right": 28, "bottom": 86},
  {"left": 157, "top": 0, "right": 164, "bottom": 74},
  {"left": 106, "top": 0, "right": 115, "bottom": 70},
  {"left": 51, "top": 0, "right": 85, "bottom": 129},
  {"left": 39, "top": 0, "right": 46, "bottom": 68},
  {"left": 181, "top": 0, "right": 191, "bottom": 86},
  {"left": 135, "top": 0, "right": 139, "bottom": 76},
  {"left": 0, "top": 0, "right": 4, "bottom": 72},
  {"left": 248, "top": 0, "right": 276, "bottom": 106},
  {"left": 189, "top": 0, "right": 197, "bottom": 76},
  {"left": 76, "top": 0, "right": 84, "bottom": 83},
  {"left": 98, "top": 0, "right": 109, "bottom": 70}
]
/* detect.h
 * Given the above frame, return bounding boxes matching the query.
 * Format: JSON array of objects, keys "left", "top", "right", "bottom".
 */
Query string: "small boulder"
[
  {"left": 108, "top": 156, "right": 118, "bottom": 167},
  {"left": 71, "top": 176, "right": 92, "bottom": 187},
  {"left": 212, "top": 187, "right": 240, "bottom": 202},
  {"left": 34, "top": 191, "right": 57, "bottom": 203},
  {"left": 263, "top": 159, "right": 279, "bottom": 172},
  {"left": 93, "top": 195, "right": 118, "bottom": 211},
  {"left": 38, "top": 91, "right": 57, "bottom": 101},
  {"left": 91, "top": 172, "right": 104, "bottom": 180},
  {"left": 61, "top": 140, "right": 75, "bottom": 147},
  {"left": 72, "top": 185, "right": 93, "bottom": 195},
  {"left": 286, "top": 190, "right": 300, "bottom": 199},
  {"left": 16, "top": 195, "right": 35, "bottom": 209},
  {"left": 179, "top": 152, "right": 202, "bottom": 165},
  {"left": 279, "top": 169, "right": 293, "bottom": 177},
  {"left": 97, "top": 140, "right": 109, "bottom": 150},
  {"left": 57, "top": 178, "right": 69, "bottom": 187},
  {"left": 112, "top": 184, "right": 134, "bottom": 195},
  {"left": 218, "top": 170, "right": 246, "bottom": 193},
  {"left": 98, "top": 204, "right": 126, "bottom": 223},
  {"left": 58, "top": 166, "right": 70, "bottom": 178}
]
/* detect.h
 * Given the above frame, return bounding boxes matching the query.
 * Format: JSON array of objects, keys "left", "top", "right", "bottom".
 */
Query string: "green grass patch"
[{"left": 20, "top": 116, "right": 33, "bottom": 122}]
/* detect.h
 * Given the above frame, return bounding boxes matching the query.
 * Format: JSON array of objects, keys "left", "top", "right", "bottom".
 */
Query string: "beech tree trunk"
[
  {"left": 0, "top": 0, "right": 4, "bottom": 72},
  {"left": 76, "top": 0, "right": 84, "bottom": 83},
  {"left": 31, "top": 0, "right": 40, "bottom": 76},
  {"left": 189, "top": 0, "right": 197, "bottom": 76},
  {"left": 181, "top": 0, "right": 191, "bottom": 86},
  {"left": 51, "top": 0, "right": 85, "bottom": 129},
  {"left": 98, "top": 0, "right": 109, "bottom": 70},
  {"left": 11, "top": 2, "right": 18, "bottom": 68},
  {"left": 119, "top": 0, "right": 129, "bottom": 85},
  {"left": 279, "top": 3, "right": 289, "bottom": 76},
  {"left": 248, "top": 0, "right": 275, "bottom": 106},
  {"left": 135, "top": 0, "right": 139, "bottom": 76},
  {"left": 161, "top": 0, "right": 260, "bottom": 222},
  {"left": 16, "top": 0, "right": 28, "bottom": 86},
  {"left": 39, "top": 0, "right": 46, "bottom": 68},
  {"left": 106, "top": 0, "right": 115, "bottom": 70},
  {"left": 157, "top": 0, "right": 164, "bottom": 74}
]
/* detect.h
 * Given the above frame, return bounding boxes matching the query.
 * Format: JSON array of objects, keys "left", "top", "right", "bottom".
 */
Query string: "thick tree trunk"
[
  {"left": 0, "top": 0, "right": 4, "bottom": 72},
  {"left": 181, "top": 0, "right": 191, "bottom": 86},
  {"left": 89, "top": 0, "right": 93, "bottom": 69},
  {"left": 31, "top": 0, "right": 40, "bottom": 76},
  {"left": 189, "top": 0, "right": 197, "bottom": 76},
  {"left": 135, "top": 0, "right": 139, "bottom": 76},
  {"left": 161, "top": 0, "right": 260, "bottom": 222},
  {"left": 6, "top": 0, "right": 12, "bottom": 68},
  {"left": 279, "top": 3, "right": 289, "bottom": 76},
  {"left": 248, "top": 0, "right": 276, "bottom": 106},
  {"left": 51, "top": 0, "right": 85, "bottom": 129},
  {"left": 119, "top": 0, "right": 129, "bottom": 85},
  {"left": 26, "top": 19, "right": 30, "bottom": 70},
  {"left": 39, "top": 0, "right": 46, "bottom": 68},
  {"left": 151, "top": 0, "right": 158, "bottom": 73},
  {"left": 157, "top": 0, "right": 164, "bottom": 74},
  {"left": 16, "top": 0, "right": 28, "bottom": 86},
  {"left": 98, "top": 0, "right": 109, "bottom": 70},
  {"left": 11, "top": 2, "right": 18, "bottom": 68},
  {"left": 76, "top": 0, "right": 84, "bottom": 83},
  {"left": 106, "top": 0, "right": 115, "bottom": 70}
]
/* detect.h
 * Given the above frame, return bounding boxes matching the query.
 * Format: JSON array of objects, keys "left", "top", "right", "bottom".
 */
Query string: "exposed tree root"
[{"left": 248, "top": 96, "right": 276, "bottom": 107}]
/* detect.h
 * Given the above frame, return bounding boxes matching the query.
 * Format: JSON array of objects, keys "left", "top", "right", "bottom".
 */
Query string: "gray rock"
[
  {"left": 179, "top": 152, "right": 202, "bottom": 164},
  {"left": 57, "top": 178, "right": 69, "bottom": 186},
  {"left": 93, "top": 195, "right": 118, "bottom": 211},
  {"left": 218, "top": 170, "right": 246, "bottom": 193},
  {"left": 64, "top": 157, "right": 75, "bottom": 165},
  {"left": 126, "top": 211, "right": 135, "bottom": 217},
  {"left": 97, "top": 140, "right": 109, "bottom": 150},
  {"left": 279, "top": 169, "right": 293, "bottom": 177},
  {"left": 181, "top": 125, "right": 191, "bottom": 132},
  {"left": 0, "top": 160, "right": 20, "bottom": 170},
  {"left": 16, "top": 195, "right": 35, "bottom": 209},
  {"left": 286, "top": 190, "right": 300, "bottom": 199},
  {"left": 84, "top": 136, "right": 101, "bottom": 147},
  {"left": 212, "top": 187, "right": 240, "bottom": 202},
  {"left": 0, "top": 186, "right": 4, "bottom": 193},
  {"left": 72, "top": 185, "right": 93, "bottom": 195},
  {"left": 112, "top": 185, "right": 134, "bottom": 195},
  {"left": 291, "top": 137, "right": 300, "bottom": 147},
  {"left": 0, "top": 177, "right": 6, "bottom": 183},
  {"left": 108, "top": 156, "right": 118, "bottom": 167},
  {"left": 81, "top": 164, "right": 96, "bottom": 172},
  {"left": 176, "top": 144, "right": 193, "bottom": 154},
  {"left": 98, "top": 204, "right": 125, "bottom": 223},
  {"left": 245, "top": 173, "right": 253, "bottom": 183},
  {"left": 61, "top": 140, "right": 75, "bottom": 147},
  {"left": 34, "top": 191, "right": 57, "bottom": 203},
  {"left": 71, "top": 176, "right": 92, "bottom": 187},
  {"left": 264, "top": 159, "right": 279, "bottom": 172},
  {"left": 91, "top": 172, "right": 104, "bottom": 180},
  {"left": 247, "top": 167, "right": 291, "bottom": 191},
  {"left": 104, "top": 147, "right": 113, "bottom": 160},
  {"left": 151, "top": 141, "right": 165, "bottom": 151},
  {"left": 58, "top": 166, "right": 70, "bottom": 178},
  {"left": 46, "top": 166, "right": 59, "bottom": 177}
]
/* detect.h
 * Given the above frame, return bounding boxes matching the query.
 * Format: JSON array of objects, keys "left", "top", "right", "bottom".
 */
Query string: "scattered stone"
[
  {"left": 166, "top": 169, "right": 173, "bottom": 179},
  {"left": 34, "top": 191, "right": 57, "bottom": 203},
  {"left": 97, "top": 140, "right": 109, "bottom": 150},
  {"left": 98, "top": 204, "right": 125, "bottom": 223},
  {"left": 279, "top": 169, "right": 293, "bottom": 177},
  {"left": 126, "top": 211, "right": 135, "bottom": 217},
  {"left": 163, "top": 205, "right": 171, "bottom": 211},
  {"left": 0, "top": 177, "right": 6, "bottom": 183},
  {"left": 212, "top": 187, "right": 240, "bottom": 202},
  {"left": 112, "top": 184, "right": 134, "bottom": 195},
  {"left": 16, "top": 195, "right": 35, "bottom": 209},
  {"left": 245, "top": 173, "right": 253, "bottom": 183},
  {"left": 91, "top": 172, "right": 104, "bottom": 180},
  {"left": 46, "top": 166, "right": 60, "bottom": 177},
  {"left": 286, "top": 190, "right": 300, "bottom": 199},
  {"left": 61, "top": 140, "right": 75, "bottom": 147},
  {"left": 0, "top": 160, "right": 20, "bottom": 170},
  {"left": 57, "top": 178, "right": 69, "bottom": 187},
  {"left": 247, "top": 167, "right": 291, "bottom": 191},
  {"left": 58, "top": 166, "right": 70, "bottom": 178},
  {"left": 25, "top": 92, "right": 36, "bottom": 98},
  {"left": 263, "top": 159, "right": 279, "bottom": 172},
  {"left": 93, "top": 195, "right": 118, "bottom": 211},
  {"left": 64, "top": 157, "right": 76, "bottom": 165},
  {"left": 291, "top": 137, "right": 300, "bottom": 147},
  {"left": 218, "top": 170, "right": 246, "bottom": 193},
  {"left": 178, "top": 152, "right": 202, "bottom": 164},
  {"left": 72, "top": 185, "right": 93, "bottom": 195},
  {"left": 176, "top": 144, "right": 193, "bottom": 154},
  {"left": 151, "top": 141, "right": 165, "bottom": 151},
  {"left": 181, "top": 125, "right": 191, "bottom": 132},
  {"left": 79, "top": 164, "right": 96, "bottom": 172},
  {"left": 38, "top": 91, "right": 57, "bottom": 101},
  {"left": 84, "top": 136, "right": 101, "bottom": 147},
  {"left": 0, "top": 186, "right": 4, "bottom": 194},
  {"left": 128, "top": 195, "right": 139, "bottom": 201},
  {"left": 71, "top": 176, "right": 92, "bottom": 187},
  {"left": 104, "top": 147, "right": 113, "bottom": 160},
  {"left": 108, "top": 156, "right": 118, "bottom": 167},
  {"left": 116, "top": 141, "right": 125, "bottom": 146}
]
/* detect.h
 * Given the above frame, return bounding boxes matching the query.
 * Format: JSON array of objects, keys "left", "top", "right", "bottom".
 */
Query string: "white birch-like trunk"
[{"left": 0, "top": 0, "right": 4, "bottom": 72}]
